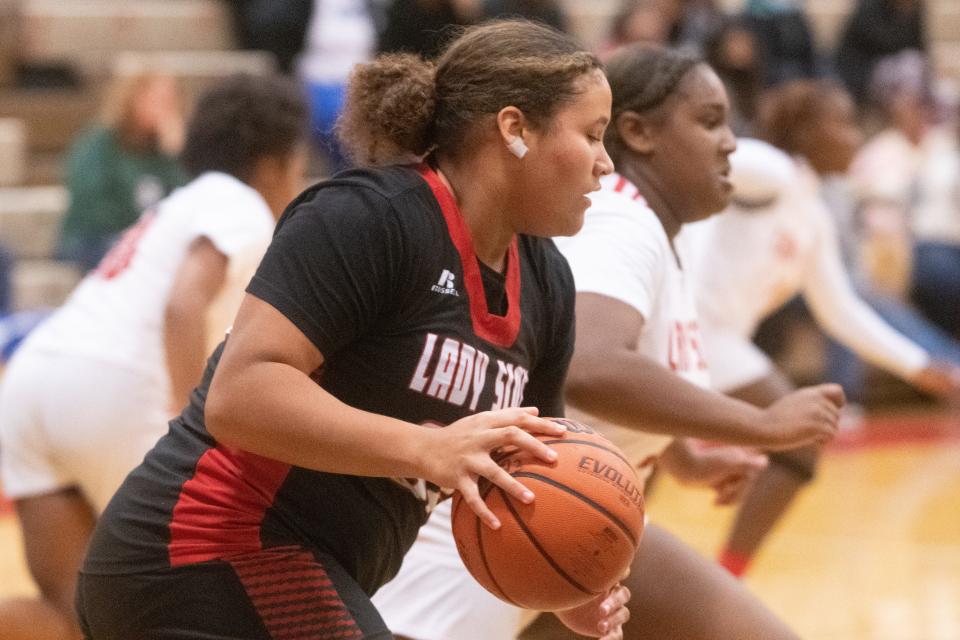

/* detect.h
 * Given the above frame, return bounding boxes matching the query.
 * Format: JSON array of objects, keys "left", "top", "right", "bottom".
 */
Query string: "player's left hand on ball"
[
  {"left": 423, "top": 407, "right": 565, "bottom": 529},
  {"left": 555, "top": 583, "right": 631, "bottom": 639}
]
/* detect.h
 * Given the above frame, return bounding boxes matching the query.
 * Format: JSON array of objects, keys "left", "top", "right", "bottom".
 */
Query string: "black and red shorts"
[{"left": 76, "top": 545, "right": 393, "bottom": 639}]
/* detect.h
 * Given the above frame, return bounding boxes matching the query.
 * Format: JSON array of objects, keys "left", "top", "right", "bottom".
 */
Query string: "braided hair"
[{"left": 603, "top": 45, "right": 704, "bottom": 165}]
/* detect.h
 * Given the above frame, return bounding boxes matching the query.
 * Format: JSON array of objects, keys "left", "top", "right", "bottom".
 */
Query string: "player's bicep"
[
  {"left": 573, "top": 292, "right": 646, "bottom": 354},
  {"left": 220, "top": 293, "right": 325, "bottom": 379}
]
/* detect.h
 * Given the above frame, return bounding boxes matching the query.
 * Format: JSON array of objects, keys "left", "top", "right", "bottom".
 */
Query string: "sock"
[{"left": 718, "top": 548, "right": 751, "bottom": 578}]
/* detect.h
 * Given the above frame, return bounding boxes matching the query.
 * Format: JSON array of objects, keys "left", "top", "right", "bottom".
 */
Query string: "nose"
[
  {"left": 720, "top": 124, "right": 737, "bottom": 156},
  {"left": 596, "top": 143, "right": 615, "bottom": 176}
]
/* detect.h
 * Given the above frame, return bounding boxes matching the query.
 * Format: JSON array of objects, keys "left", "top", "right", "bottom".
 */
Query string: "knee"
[{"left": 767, "top": 444, "right": 821, "bottom": 484}]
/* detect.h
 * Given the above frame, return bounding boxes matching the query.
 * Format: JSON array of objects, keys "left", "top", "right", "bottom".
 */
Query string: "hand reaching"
[
  {"left": 759, "top": 383, "right": 845, "bottom": 451},
  {"left": 660, "top": 439, "right": 768, "bottom": 506}
]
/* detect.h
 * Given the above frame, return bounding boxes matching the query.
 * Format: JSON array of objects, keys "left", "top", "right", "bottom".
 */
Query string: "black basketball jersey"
[{"left": 82, "top": 164, "right": 575, "bottom": 594}]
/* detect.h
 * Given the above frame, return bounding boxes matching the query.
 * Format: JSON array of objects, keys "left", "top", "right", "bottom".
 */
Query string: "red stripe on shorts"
[
  {"left": 230, "top": 546, "right": 364, "bottom": 639},
  {"left": 168, "top": 445, "right": 291, "bottom": 566}
]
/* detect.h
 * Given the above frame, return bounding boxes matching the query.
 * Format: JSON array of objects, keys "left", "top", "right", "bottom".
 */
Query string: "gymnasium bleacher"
[{"left": 0, "top": 0, "right": 957, "bottom": 316}]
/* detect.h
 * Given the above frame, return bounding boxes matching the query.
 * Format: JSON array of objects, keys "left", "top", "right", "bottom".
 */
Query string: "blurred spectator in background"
[
  {"left": 835, "top": 0, "right": 927, "bottom": 108},
  {"left": 379, "top": 0, "right": 483, "bottom": 58},
  {"left": 911, "top": 110, "right": 960, "bottom": 339},
  {"left": 743, "top": 0, "right": 819, "bottom": 86},
  {"left": 849, "top": 50, "right": 934, "bottom": 299},
  {"left": 597, "top": 0, "right": 676, "bottom": 59},
  {"left": 484, "top": 0, "right": 568, "bottom": 31},
  {"left": 57, "top": 72, "right": 188, "bottom": 273},
  {"left": 671, "top": 0, "right": 726, "bottom": 52},
  {"left": 298, "top": 0, "right": 376, "bottom": 173},
  {"left": 850, "top": 49, "right": 960, "bottom": 341},
  {"left": 225, "top": 0, "right": 314, "bottom": 74},
  {"left": 0, "top": 73, "right": 309, "bottom": 640},
  {"left": 706, "top": 18, "right": 764, "bottom": 135}
]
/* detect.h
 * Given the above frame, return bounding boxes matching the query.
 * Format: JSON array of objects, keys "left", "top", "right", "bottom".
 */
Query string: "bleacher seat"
[
  {"left": 0, "top": 0, "right": 18, "bottom": 88},
  {"left": 111, "top": 50, "right": 276, "bottom": 107},
  {"left": 0, "top": 119, "right": 26, "bottom": 187},
  {"left": 19, "top": 0, "right": 235, "bottom": 75},
  {"left": 0, "top": 185, "right": 67, "bottom": 260},
  {"left": 12, "top": 259, "right": 82, "bottom": 311}
]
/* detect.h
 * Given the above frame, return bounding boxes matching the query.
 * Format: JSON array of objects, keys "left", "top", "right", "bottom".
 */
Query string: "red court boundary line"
[{"left": 829, "top": 414, "right": 960, "bottom": 453}]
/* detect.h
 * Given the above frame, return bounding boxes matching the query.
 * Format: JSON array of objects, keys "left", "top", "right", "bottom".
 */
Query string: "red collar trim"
[{"left": 417, "top": 164, "right": 522, "bottom": 347}]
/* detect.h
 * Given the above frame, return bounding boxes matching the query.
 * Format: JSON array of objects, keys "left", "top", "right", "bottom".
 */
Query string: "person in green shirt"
[{"left": 58, "top": 72, "right": 188, "bottom": 271}]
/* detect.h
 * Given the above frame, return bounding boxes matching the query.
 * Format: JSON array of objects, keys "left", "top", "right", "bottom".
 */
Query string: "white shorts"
[
  {"left": 0, "top": 349, "right": 169, "bottom": 512},
  {"left": 699, "top": 325, "right": 773, "bottom": 394},
  {"left": 374, "top": 500, "right": 533, "bottom": 640}
]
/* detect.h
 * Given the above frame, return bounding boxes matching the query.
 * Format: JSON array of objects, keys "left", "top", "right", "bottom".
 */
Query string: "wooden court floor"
[{"left": 1, "top": 411, "right": 958, "bottom": 639}]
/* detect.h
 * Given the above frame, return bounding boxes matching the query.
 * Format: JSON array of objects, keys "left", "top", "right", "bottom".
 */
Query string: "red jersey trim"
[
  {"left": 168, "top": 445, "right": 291, "bottom": 566},
  {"left": 417, "top": 164, "right": 522, "bottom": 348},
  {"left": 608, "top": 172, "right": 648, "bottom": 204}
]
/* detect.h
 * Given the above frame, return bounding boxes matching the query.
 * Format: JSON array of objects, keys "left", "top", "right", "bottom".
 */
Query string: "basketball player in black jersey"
[{"left": 76, "top": 21, "right": 631, "bottom": 640}]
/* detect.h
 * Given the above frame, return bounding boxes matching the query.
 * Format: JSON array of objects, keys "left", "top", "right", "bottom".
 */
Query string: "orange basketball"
[{"left": 451, "top": 418, "right": 645, "bottom": 611}]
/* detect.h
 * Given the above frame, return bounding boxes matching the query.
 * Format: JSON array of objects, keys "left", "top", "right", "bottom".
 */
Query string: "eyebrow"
[{"left": 700, "top": 102, "right": 727, "bottom": 113}]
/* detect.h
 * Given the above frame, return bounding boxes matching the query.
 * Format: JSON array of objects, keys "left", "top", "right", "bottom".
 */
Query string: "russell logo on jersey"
[{"left": 431, "top": 269, "right": 459, "bottom": 296}]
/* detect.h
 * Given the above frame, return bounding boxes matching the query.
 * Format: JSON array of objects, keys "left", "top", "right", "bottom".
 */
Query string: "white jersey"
[
  {"left": 20, "top": 172, "right": 274, "bottom": 389},
  {"left": 554, "top": 173, "right": 711, "bottom": 478},
  {"left": 688, "top": 140, "right": 929, "bottom": 392}
]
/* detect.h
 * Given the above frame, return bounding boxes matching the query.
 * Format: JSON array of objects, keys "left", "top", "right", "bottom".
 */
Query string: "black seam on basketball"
[
  {"left": 498, "top": 487, "right": 600, "bottom": 598},
  {"left": 537, "top": 439, "right": 633, "bottom": 468},
  {"left": 512, "top": 472, "right": 639, "bottom": 548},
  {"left": 477, "top": 503, "right": 520, "bottom": 607}
]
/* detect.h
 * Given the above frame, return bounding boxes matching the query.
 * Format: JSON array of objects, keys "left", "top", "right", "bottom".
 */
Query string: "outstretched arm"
[{"left": 565, "top": 292, "right": 842, "bottom": 450}]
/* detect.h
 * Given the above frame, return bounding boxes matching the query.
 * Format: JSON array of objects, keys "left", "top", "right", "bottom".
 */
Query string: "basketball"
[{"left": 451, "top": 418, "right": 644, "bottom": 612}]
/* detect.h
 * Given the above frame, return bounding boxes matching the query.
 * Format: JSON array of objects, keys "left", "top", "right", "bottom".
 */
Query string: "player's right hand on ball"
[
  {"left": 419, "top": 407, "right": 566, "bottom": 529},
  {"left": 760, "top": 383, "right": 845, "bottom": 450}
]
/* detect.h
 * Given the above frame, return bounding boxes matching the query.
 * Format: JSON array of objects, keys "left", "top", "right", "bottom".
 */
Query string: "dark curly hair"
[
  {"left": 181, "top": 73, "right": 308, "bottom": 181},
  {"left": 337, "top": 19, "right": 603, "bottom": 166},
  {"left": 757, "top": 79, "right": 847, "bottom": 155},
  {"left": 603, "top": 44, "right": 704, "bottom": 165}
]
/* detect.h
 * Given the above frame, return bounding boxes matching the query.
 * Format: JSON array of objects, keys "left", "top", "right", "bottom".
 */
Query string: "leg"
[
  {"left": 718, "top": 444, "right": 820, "bottom": 575},
  {"left": 718, "top": 370, "right": 822, "bottom": 577},
  {"left": 519, "top": 524, "right": 799, "bottom": 640},
  {"left": 0, "top": 488, "right": 96, "bottom": 640}
]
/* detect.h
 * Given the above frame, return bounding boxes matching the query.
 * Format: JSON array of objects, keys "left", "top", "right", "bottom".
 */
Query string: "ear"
[
  {"left": 496, "top": 106, "right": 528, "bottom": 147},
  {"left": 615, "top": 110, "right": 658, "bottom": 155}
]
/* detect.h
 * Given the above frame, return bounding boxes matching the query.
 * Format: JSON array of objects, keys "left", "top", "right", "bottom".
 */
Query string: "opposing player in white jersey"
[
  {"left": 689, "top": 84, "right": 960, "bottom": 579},
  {"left": 0, "top": 74, "right": 308, "bottom": 640},
  {"left": 376, "top": 45, "right": 844, "bottom": 640}
]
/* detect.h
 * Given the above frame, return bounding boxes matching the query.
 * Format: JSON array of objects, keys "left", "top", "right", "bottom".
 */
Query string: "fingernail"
[
  {"left": 547, "top": 449, "right": 558, "bottom": 460},
  {"left": 599, "top": 621, "right": 608, "bottom": 633},
  {"left": 522, "top": 490, "right": 534, "bottom": 502},
  {"left": 601, "top": 604, "right": 611, "bottom": 615},
  {"left": 489, "top": 517, "right": 501, "bottom": 529}
]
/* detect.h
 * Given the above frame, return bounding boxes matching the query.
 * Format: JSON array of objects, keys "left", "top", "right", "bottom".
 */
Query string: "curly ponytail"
[{"left": 337, "top": 54, "right": 438, "bottom": 166}]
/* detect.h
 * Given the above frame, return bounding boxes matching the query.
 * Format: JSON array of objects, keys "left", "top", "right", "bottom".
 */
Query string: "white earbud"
[{"left": 507, "top": 136, "right": 529, "bottom": 159}]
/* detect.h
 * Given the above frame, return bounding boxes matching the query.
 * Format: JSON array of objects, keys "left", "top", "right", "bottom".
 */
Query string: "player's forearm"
[
  {"left": 164, "top": 305, "right": 209, "bottom": 413},
  {"left": 565, "top": 350, "right": 770, "bottom": 446},
  {"left": 205, "top": 358, "right": 430, "bottom": 479}
]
